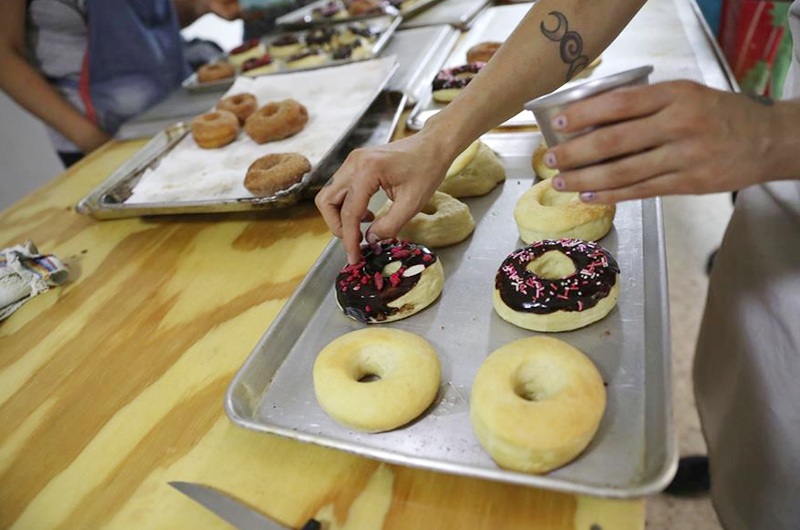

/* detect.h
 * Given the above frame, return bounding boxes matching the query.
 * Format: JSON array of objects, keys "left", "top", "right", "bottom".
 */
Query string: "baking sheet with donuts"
[
  {"left": 182, "top": 16, "right": 400, "bottom": 93},
  {"left": 406, "top": 4, "right": 605, "bottom": 130},
  {"left": 226, "top": 132, "right": 675, "bottom": 498},
  {"left": 276, "top": 0, "right": 399, "bottom": 29},
  {"left": 76, "top": 58, "right": 400, "bottom": 218}
]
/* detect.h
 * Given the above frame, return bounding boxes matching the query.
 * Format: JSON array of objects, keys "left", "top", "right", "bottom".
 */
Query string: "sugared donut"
[
  {"left": 471, "top": 337, "right": 606, "bottom": 473},
  {"left": 532, "top": 143, "right": 558, "bottom": 179},
  {"left": 432, "top": 62, "right": 485, "bottom": 103},
  {"left": 216, "top": 93, "right": 258, "bottom": 124},
  {"left": 191, "top": 110, "right": 240, "bottom": 149},
  {"left": 438, "top": 140, "right": 505, "bottom": 198},
  {"left": 493, "top": 239, "right": 620, "bottom": 332},
  {"left": 197, "top": 61, "right": 235, "bottom": 83},
  {"left": 244, "top": 153, "right": 311, "bottom": 196},
  {"left": 244, "top": 99, "right": 309, "bottom": 144},
  {"left": 376, "top": 192, "right": 474, "bottom": 248},
  {"left": 335, "top": 240, "right": 444, "bottom": 323},
  {"left": 467, "top": 41, "right": 502, "bottom": 63},
  {"left": 313, "top": 328, "right": 441, "bottom": 432},
  {"left": 515, "top": 179, "right": 615, "bottom": 243}
]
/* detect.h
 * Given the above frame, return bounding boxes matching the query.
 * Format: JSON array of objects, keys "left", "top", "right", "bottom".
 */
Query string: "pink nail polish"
[
  {"left": 544, "top": 152, "right": 557, "bottom": 168},
  {"left": 552, "top": 115, "right": 567, "bottom": 130},
  {"left": 552, "top": 176, "right": 566, "bottom": 190},
  {"left": 580, "top": 191, "right": 597, "bottom": 202},
  {"left": 366, "top": 232, "right": 380, "bottom": 245}
]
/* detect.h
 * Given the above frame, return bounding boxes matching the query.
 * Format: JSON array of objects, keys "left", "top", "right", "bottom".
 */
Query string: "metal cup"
[{"left": 525, "top": 65, "right": 654, "bottom": 147}]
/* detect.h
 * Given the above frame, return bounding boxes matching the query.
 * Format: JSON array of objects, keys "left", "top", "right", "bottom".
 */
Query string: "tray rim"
[
  {"left": 277, "top": 0, "right": 399, "bottom": 29},
  {"left": 398, "top": 0, "right": 491, "bottom": 30},
  {"left": 76, "top": 62, "right": 402, "bottom": 220},
  {"left": 223, "top": 137, "right": 677, "bottom": 499}
]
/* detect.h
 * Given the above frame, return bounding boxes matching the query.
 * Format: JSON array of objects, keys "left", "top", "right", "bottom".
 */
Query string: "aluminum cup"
[{"left": 525, "top": 65, "right": 654, "bottom": 147}]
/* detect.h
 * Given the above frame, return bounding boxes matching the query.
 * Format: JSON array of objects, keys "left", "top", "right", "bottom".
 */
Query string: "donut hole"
[
  {"left": 357, "top": 373, "right": 381, "bottom": 383},
  {"left": 382, "top": 261, "right": 402, "bottom": 276},
  {"left": 526, "top": 251, "right": 576, "bottom": 279},
  {"left": 421, "top": 203, "right": 438, "bottom": 215},
  {"left": 347, "top": 350, "right": 389, "bottom": 383},
  {"left": 202, "top": 113, "right": 219, "bottom": 122},
  {"left": 540, "top": 186, "right": 578, "bottom": 207},
  {"left": 261, "top": 105, "right": 279, "bottom": 117},
  {"left": 512, "top": 361, "right": 565, "bottom": 402},
  {"left": 232, "top": 96, "right": 245, "bottom": 104}
]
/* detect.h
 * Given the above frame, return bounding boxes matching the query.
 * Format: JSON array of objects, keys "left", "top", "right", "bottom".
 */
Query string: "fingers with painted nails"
[{"left": 543, "top": 80, "right": 794, "bottom": 204}]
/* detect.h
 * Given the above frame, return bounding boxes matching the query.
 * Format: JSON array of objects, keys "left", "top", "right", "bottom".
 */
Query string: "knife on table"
[{"left": 169, "top": 481, "right": 321, "bottom": 530}]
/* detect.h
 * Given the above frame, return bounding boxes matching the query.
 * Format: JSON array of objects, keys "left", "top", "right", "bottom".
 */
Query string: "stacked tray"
[
  {"left": 277, "top": 0, "right": 399, "bottom": 29},
  {"left": 78, "top": 58, "right": 401, "bottom": 219},
  {"left": 183, "top": 16, "right": 401, "bottom": 93},
  {"left": 225, "top": 132, "right": 676, "bottom": 498}
]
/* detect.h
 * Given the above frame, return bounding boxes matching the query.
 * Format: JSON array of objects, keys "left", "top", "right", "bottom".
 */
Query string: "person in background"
[
  {"left": 314, "top": 0, "right": 800, "bottom": 527},
  {"left": 0, "top": 0, "right": 241, "bottom": 168}
]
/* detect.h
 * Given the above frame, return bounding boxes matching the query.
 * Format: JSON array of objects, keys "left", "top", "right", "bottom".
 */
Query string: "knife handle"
[{"left": 301, "top": 519, "right": 321, "bottom": 530}]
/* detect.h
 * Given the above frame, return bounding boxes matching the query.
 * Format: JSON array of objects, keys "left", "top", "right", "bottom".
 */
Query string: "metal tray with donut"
[
  {"left": 224, "top": 131, "right": 675, "bottom": 498},
  {"left": 76, "top": 60, "right": 403, "bottom": 219},
  {"left": 181, "top": 15, "right": 401, "bottom": 94}
]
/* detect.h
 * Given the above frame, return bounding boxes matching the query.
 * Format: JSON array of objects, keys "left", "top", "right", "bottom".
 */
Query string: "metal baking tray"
[
  {"left": 383, "top": 25, "right": 460, "bottom": 104},
  {"left": 76, "top": 86, "right": 406, "bottom": 219},
  {"left": 398, "top": 0, "right": 490, "bottom": 30},
  {"left": 277, "top": 0, "right": 399, "bottom": 29},
  {"left": 182, "top": 16, "right": 401, "bottom": 93},
  {"left": 225, "top": 132, "right": 676, "bottom": 498},
  {"left": 406, "top": 5, "right": 538, "bottom": 130}
]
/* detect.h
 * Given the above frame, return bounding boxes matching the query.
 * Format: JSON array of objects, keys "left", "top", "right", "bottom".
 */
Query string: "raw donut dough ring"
[
  {"left": 376, "top": 191, "right": 474, "bottom": 248},
  {"left": 313, "top": 328, "right": 441, "bottom": 432},
  {"left": 191, "top": 110, "right": 240, "bottom": 149},
  {"left": 515, "top": 178, "right": 615, "bottom": 243},
  {"left": 335, "top": 240, "right": 444, "bottom": 323},
  {"left": 471, "top": 336, "right": 606, "bottom": 473},
  {"left": 493, "top": 239, "right": 620, "bottom": 332},
  {"left": 438, "top": 140, "right": 506, "bottom": 198},
  {"left": 467, "top": 41, "right": 502, "bottom": 63}
]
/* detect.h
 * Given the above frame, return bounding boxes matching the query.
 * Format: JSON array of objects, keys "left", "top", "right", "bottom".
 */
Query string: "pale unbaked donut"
[
  {"left": 438, "top": 141, "right": 505, "bottom": 198},
  {"left": 493, "top": 240, "right": 620, "bottom": 332},
  {"left": 515, "top": 179, "right": 615, "bottom": 243},
  {"left": 376, "top": 192, "right": 475, "bottom": 248},
  {"left": 335, "top": 240, "right": 445, "bottom": 323},
  {"left": 532, "top": 143, "right": 559, "bottom": 180},
  {"left": 313, "top": 328, "right": 441, "bottom": 432},
  {"left": 470, "top": 336, "right": 606, "bottom": 473}
]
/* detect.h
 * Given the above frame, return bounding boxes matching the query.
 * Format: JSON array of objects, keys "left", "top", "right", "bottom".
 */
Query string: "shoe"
[{"left": 665, "top": 455, "right": 710, "bottom": 497}]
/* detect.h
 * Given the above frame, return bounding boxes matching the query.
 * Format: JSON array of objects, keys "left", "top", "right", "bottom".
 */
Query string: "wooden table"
[{"left": 0, "top": 139, "right": 644, "bottom": 529}]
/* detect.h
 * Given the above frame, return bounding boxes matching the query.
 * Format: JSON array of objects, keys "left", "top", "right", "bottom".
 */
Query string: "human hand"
[
  {"left": 544, "top": 81, "right": 784, "bottom": 203},
  {"left": 204, "top": 0, "right": 241, "bottom": 20},
  {"left": 315, "top": 131, "right": 455, "bottom": 264}
]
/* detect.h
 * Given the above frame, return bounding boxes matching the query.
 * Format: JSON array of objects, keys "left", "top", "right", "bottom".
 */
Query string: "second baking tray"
[{"left": 225, "top": 132, "right": 676, "bottom": 498}]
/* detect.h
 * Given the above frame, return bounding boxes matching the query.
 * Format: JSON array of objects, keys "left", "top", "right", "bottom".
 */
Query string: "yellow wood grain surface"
[{"left": 0, "top": 140, "right": 643, "bottom": 530}]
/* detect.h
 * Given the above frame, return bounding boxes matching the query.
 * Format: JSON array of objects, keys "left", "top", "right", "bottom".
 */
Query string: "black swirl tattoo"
[{"left": 541, "top": 11, "right": 590, "bottom": 82}]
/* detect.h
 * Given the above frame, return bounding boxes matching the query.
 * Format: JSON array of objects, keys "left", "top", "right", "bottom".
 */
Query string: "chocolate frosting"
[
  {"left": 432, "top": 63, "right": 485, "bottom": 91},
  {"left": 305, "top": 27, "right": 338, "bottom": 46},
  {"left": 272, "top": 34, "right": 300, "bottom": 47},
  {"left": 333, "top": 40, "right": 363, "bottom": 60},
  {"left": 347, "top": 24, "right": 377, "bottom": 38},
  {"left": 335, "top": 240, "right": 438, "bottom": 323},
  {"left": 495, "top": 239, "right": 619, "bottom": 314}
]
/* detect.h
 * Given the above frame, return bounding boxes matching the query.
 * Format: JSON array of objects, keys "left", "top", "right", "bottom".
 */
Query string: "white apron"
[{"left": 693, "top": 3, "right": 800, "bottom": 529}]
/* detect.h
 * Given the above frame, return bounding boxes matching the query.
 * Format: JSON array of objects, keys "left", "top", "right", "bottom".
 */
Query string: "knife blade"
[{"left": 169, "top": 481, "right": 320, "bottom": 530}]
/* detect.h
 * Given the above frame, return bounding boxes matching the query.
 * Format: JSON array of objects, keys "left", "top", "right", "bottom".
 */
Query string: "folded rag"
[{"left": 0, "top": 240, "right": 68, "bottom": 322}]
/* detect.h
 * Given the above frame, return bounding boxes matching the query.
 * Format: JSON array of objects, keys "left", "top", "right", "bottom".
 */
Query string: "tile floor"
[{"left": 645, "top": 193, "right": 734, "bottom": 529}]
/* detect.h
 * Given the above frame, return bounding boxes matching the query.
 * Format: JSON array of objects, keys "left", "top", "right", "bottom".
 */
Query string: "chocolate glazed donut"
[
  {"left": 336, "top": 240, "right": 441, "bottom": 323},
  {"left": 496, "top": 239, "right": 619, "bottom": 314}
]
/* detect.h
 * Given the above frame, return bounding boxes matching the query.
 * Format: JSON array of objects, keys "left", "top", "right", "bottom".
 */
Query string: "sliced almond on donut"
[{"left": 403, "top": 264, "right": 426, "bottom": 277}]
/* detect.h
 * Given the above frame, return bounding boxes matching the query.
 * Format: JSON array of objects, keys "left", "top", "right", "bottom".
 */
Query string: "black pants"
[{"left": 58, "top": 152, "right": 84, "bottom": 168}]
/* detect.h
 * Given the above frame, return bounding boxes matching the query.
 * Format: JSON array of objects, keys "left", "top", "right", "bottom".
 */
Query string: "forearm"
[
  {"left": 0, "top": 49, "right": 106, "bottom": 152},
  {"left": 766, "top": 99, "right": 800, "bottom": 181},
  {"left": 424, "top": 0, "right": 647, "bottom": 160}
]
